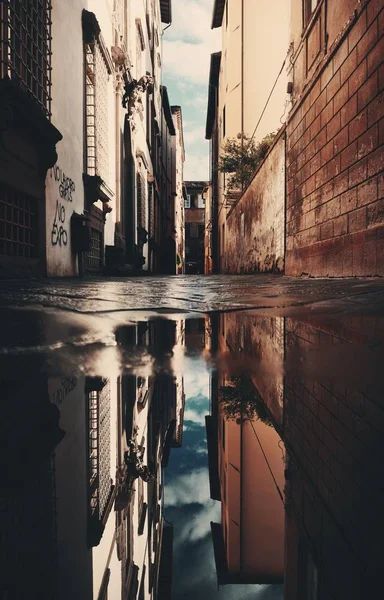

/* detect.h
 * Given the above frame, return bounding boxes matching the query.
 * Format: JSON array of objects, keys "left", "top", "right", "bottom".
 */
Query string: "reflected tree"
[{"left": 219, "top": 376, "right": 273, "bottom": 426}]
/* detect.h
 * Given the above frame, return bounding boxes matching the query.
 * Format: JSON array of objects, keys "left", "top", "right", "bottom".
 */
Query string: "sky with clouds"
[
  {"left": 162, "top": 0, "right": 221, "bottom": 181},
  {"left": 164, "top": 352, "right": 283, "bottom": 600}
]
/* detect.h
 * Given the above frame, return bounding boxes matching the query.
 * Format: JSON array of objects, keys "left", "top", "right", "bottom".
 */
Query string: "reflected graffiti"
[{"left": 51, "top": 376, "right": 78, "bottom": 405}]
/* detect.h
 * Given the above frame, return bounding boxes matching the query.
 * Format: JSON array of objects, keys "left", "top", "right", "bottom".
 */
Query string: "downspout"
[
  {"left": 240, "top": 397, "right": 244, "bottom": 579},
  {"left": 241, "top": 0, "right": 244, "bottom": 192}
]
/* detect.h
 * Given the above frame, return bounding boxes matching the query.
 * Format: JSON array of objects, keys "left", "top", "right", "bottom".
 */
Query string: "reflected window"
[
  {"left": 189, "top": 223, "right": 198, "bottom": 238},
  {"left": 86, "top": 377, "right": 113, "bottom": 547}
]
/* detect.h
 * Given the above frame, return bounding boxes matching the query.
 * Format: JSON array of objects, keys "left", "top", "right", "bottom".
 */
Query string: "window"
[
  {"left": 0, "top": 182, "right": 38, "bottom": 259},
  {"left": 148, "top": 182, "right": 154, "bottom": 236},
  {"left": 137, "top": 172, "right": 147, "bottom": 229},
  {"left": 184, "top": 195, "right": 191, "bottom": 209},
  {"left": 303, "top": 0, "right": 319, "bottom": 28},
  {"left": 85, "top": 35, "right": 111, "bottom": 184},
  {"left": 136, "top": 19, "right": 145, "bottom": 78},
  {"left": 222, "top": 105, "right": 226, "bottom": 138},
  {"left": 197, "top": 194, "right": 205, "bottom": 209},
  {"left": 0, "top": 0, "right": 52, "bottom": 118},
  {"left": 225, "top": 0, "right": 228, "bottom": 28},
  {"left": 87, "top": 379, "right": 112, "bottom": 522}
]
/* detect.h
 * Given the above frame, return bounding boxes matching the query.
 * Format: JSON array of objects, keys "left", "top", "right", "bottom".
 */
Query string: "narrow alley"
[{"left": 1, "top": 1, "right": 384, "bottom": 600}]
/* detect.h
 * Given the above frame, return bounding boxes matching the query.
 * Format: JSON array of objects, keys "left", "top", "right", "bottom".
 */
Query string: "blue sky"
[{"left": 162, "top": 0, "right": 221, "bottom": 180}]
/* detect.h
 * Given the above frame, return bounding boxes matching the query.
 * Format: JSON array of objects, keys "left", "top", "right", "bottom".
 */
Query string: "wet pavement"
[
  {"left": 0, "top": 273, "right": 383, "bottom": 314},
  {"left": 0, "top": 275, "right": 383, "bottom": 600}
]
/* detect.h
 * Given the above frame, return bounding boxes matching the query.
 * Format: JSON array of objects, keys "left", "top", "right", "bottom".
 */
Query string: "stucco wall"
[
  {"left": 224, "top": 132, "right": 285, "bottom": 273},
  {"left": 45, "top": 0, "right": 87, "bottom": 277}
]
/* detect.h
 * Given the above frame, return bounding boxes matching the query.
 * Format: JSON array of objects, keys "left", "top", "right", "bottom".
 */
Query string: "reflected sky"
[
  {"left": 2, "top": 307, "right": 383, "bottom": 600},
  {"left": 164, "top": 353, "right": 284, "bottom": 600}
]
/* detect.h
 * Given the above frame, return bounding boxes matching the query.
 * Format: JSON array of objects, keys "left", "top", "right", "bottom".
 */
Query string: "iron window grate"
[
  {"left": 0, "top": 0, "right": 52, "bottom": 118},
  {"left": 0, "top": 182, "right": 38, "bottom": 258},
  {"left": 87, "top": 226, "right": 102, "bottom": 271},
  {"left": 85, "top": 39, "right": 109, "bottom": 183}
]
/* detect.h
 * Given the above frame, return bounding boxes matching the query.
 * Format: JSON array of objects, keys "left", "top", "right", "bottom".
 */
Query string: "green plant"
[
  {"left": 218, "top": 376, "right": 273, "bottom": 426},
  {"left": 218, "top": 132, "right": 276, "bottom": 195}
]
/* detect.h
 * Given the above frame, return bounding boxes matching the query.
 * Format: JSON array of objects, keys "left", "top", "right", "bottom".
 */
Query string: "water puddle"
[{"left": 1, "top": 310, "right": 383, "bottom": 599}]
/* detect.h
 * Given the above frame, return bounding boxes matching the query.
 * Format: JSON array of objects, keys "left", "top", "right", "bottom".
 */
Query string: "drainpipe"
[{"left": 241, "top": 0, "right": 244, "bottom": 192}]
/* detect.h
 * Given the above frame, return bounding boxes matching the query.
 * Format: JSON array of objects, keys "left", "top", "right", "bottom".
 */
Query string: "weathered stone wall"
[
  {"left": 286, "top": 0, "right": 384, "bottom": 276},
  {"left": 224, "top": 132, "right": 285, "bottom": 273}
]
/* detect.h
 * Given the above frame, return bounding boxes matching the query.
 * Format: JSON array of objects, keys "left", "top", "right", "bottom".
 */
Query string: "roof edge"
[
  {"left": 211, "top": 0, "right": 225, "bottom": 29},
  {"left": 205, "top": 52, "right": 222, "bottom": 140}
]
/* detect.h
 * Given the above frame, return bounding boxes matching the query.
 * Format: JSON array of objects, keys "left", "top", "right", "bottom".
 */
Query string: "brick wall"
[
  {"left": 284, "top": 316, "right": 384, "bottom": 598},
  {"left": 286, "top": 0, "right": 384, "bottom": 276},
  {"left": 224, "top": 132, "right": 285, "bottom": 273}
]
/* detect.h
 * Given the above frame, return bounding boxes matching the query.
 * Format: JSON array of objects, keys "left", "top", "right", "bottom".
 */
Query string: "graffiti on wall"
[
  {"left": 50, "top": 164, "right": 76, "bottom": 247},
  {"left": 51, "top": 200, "right": 68, "bottom": 246}
]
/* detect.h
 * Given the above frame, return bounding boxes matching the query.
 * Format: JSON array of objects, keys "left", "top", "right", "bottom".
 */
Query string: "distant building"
[
  {"left": 172, "top": 106, "right": 186, "bottom": 274},
  {"left": 204, "top": 184, "right": 213, "bottom": 274},
  {"left": 184, "top": 181, "right": 208, "bottom": 274}
]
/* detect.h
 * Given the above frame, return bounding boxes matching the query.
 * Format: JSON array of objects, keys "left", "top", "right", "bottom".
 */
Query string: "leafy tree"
[
  {"left": 219, "top": 376, "right": 273, "bottom": 426},
  {"left": 218, "top": 132, "right": 276, "bottom": 196}
]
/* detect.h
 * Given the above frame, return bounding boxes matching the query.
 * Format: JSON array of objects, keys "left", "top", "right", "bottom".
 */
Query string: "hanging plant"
[{"left": 218, "top": 376, "right": 273, "bottom": 426}]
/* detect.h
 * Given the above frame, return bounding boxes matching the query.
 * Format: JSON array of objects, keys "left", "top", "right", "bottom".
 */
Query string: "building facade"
[
  {"left": 206, "top": 0, "right": 290, "bottom": 274},
  {"left": 171, "top": 106, "right": 186, "bottom": 274},
  {"left": 184, "top": 181, "right": 207, "bottom": 274},
  {"left": 0, "top": 0, "right": 184, "bottom": 278},
  {"left": 206, "top": 309, "right": 384, "bottom": 599},
  {"left": 286, "top": 0, "right": 384, "bottom": 277},
  {"left": 207, "top": 0, "right": 384, "bottom": 278}
]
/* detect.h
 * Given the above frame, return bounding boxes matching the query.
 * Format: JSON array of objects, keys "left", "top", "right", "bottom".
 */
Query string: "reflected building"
[
  {"left": 207, "top": 314, "right": 285, "bottom": 586},
  {"left": 0, "top": 319, "right": 186, "bottom": 600},
  {"left": 207, "top": 312, "right": 384, "bottom": 600}
]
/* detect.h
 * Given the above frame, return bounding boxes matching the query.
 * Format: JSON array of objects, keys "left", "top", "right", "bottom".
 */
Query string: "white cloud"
[
  {"left": 163, "top": 39, "right": 216, "bottom": 85},
  {"left": 183, "top": 356, "right": 210, "bottom": 397},
  {"left": 183, "top": 126, "right": 206, "bottom": 147},
  {"left": 165, "top": 0, "right": 218, "bottom": 44},
  {"left": 184, "top": 407, "right": 206, "bottom": 425},
  {"left": 176, "top": 500, "right": 220, "bottom": 547},
  {"left": 165, "top": 468, "right": 211, "bottom": 506},
  {"left": 184, "top": 152, "right": 209, "bottom": 180},
  {"left": 184, "top": 93, "right": 208, "bottom": 109}
]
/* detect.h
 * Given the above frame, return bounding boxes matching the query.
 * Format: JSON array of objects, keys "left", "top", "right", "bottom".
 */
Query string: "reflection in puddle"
[{"left": 1, "top": 311, "right": 383, "bottom": 599}]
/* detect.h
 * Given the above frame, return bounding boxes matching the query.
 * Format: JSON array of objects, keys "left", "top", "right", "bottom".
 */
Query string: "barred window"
[
  {"left": 148, "top": 182, "right": 154, "bottom": 236},
  {"left": 0, "top": 182, "right": 38, "bottom": 258},
  {"left": 0, "top": 0, "right": 52, "bottom": 118},
  {"left": 85, "top": 36, "right": 111, "bottom": 184},
  {"left": 137, "top": 172, "right": 147, "bottom": 229},
  {"left": 87, "top": 379, "right": 111, "bottom": 521}
]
